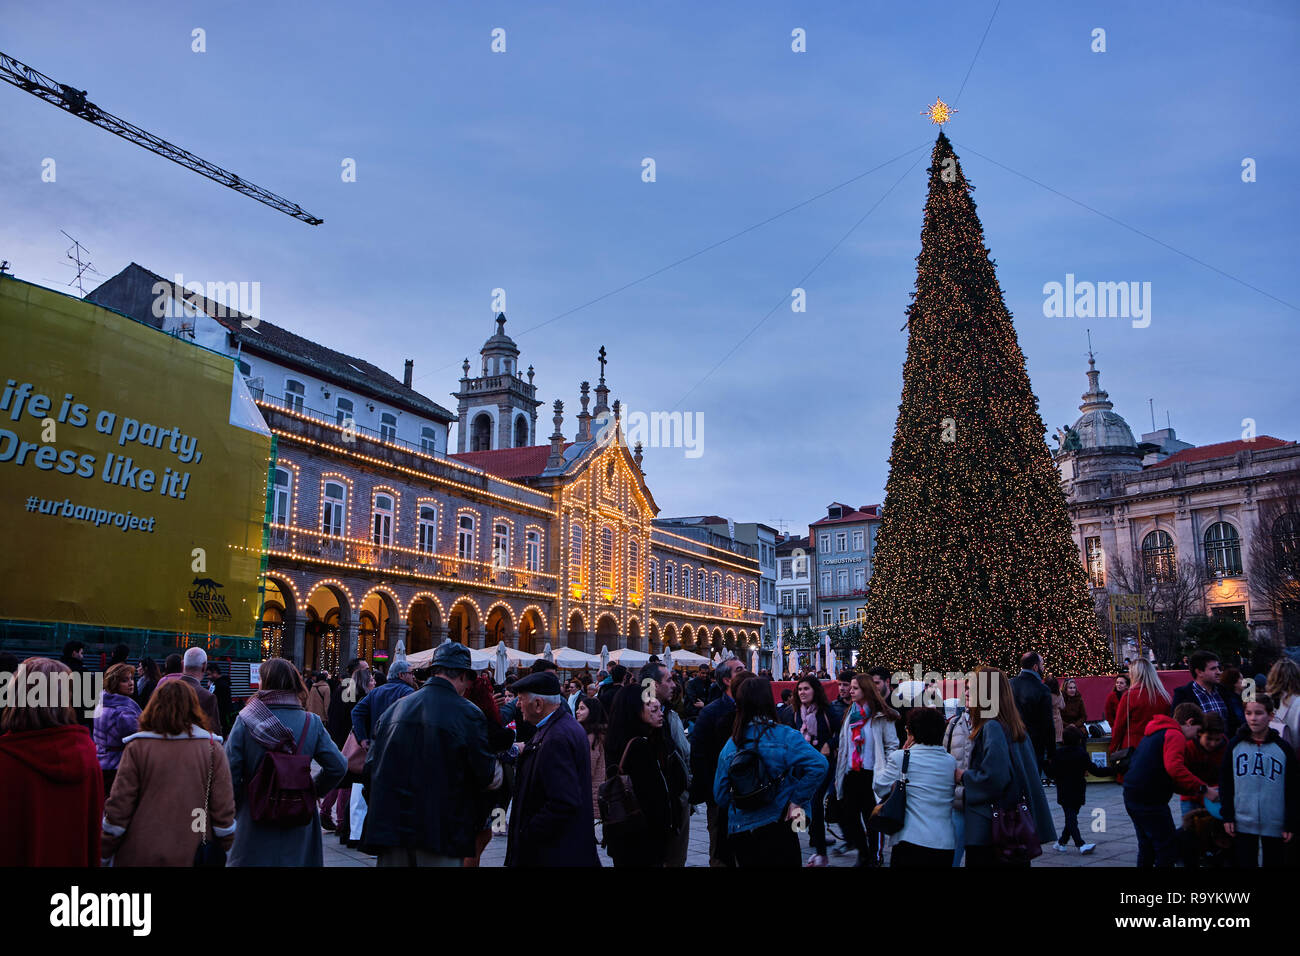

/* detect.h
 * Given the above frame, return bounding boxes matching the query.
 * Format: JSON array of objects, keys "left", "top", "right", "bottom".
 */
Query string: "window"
[
  {"left": 682, "top": 565, "right": 691, "bottom": 599},
  {"left": 421, "top": 427, "right": 439, "bottom": 455},
  {"left": 380, "top": 412, "right": 397, "bottom": 443},
  {"left": 836, "top": 532, "right": 847, "bottom": 552},
  {"left": 665, "top": 563, "right": 676, "bottom": 596},
  {"left": 839, "top": 608, "right": 850, "bottom": 624},
  {"left": 1275, "top": 513, "right": 1300, "bottom": 573},
  {"left": 821, "top": 571, "right": 832, "bottom": 594},
  {"left": 1141, "top": 530, "right": 1176, "bottom": 583},
  {"left": 571, "top": 523, "right": 584, "bottom": 576},
  {"left": 627, "top": 539, "right": 637, "bottom": 587},
  {"left": 336, "top": 397, "right": 354, "bottom": 427},
  {"left": 527, "top": 529, "right": 542, "bottom": 572},
  {"left": 514, "top": 415, "right": 529, "bottom": 448},
  {"left": 853, "top": 568, "right": 866, "bottom": 591},
  {"left": 796, "top": 591, "right": 808, "bottom": 612},
  {"left": 819, "top": 534, "right": 830, "bottom": 553},
  {"left": 493, "top": 522, "right": 511, "bottom": 569},
  {"left": 779, "top": 559, "right": 792, "bottom": 580},
  {"left": 781, "top": 591, "right": 793, "bottom": 611},
  {"left": 322, "top": 481, "right": 346, "bottom": 536},
  {"left": 649, "top": 556, "right": 659, "bottom": 592},
  {"left": 418, "top": 506, "right": 438, "bottom": 553},
  {"left": 271, "top": 467, "right": 292, "bottom": 525},
  {"left": 372, "top": 494, "right": 394, "bottom": 545},
  {"left": 1204, "top": 522, "right": 1241, "bottom": 577},
  {"left": 712, "top": 573, "right": 722, "bottom": 605},
  {"left": 1085, "top": 536, "right": 1105, "bottom": 587},
  {"left": 284, "top": 379, "right": 305, "bottom": 412},
  {"left": 751, "top": 581, "right": 758, "bottom": 608},
  {"left": 794, "top": 551, "right": 807, "bottom": 574},
  {"left": 457, "top": 514, "right": 476, "bottom": 560},
  {"left": 837, "top": 569, "right": 849, "bottom": 594},
  {"left": 822, "top": 609, "right": 832, "bottom": 626},
  {"left": 857, "top": 607, "right": 867, "bottom": 623},
  {"left": 602, "top": 526, "right": 615, "bottom": 588},
  {"left": 698, "top": 569, "right": 707, "bottom": 602}
]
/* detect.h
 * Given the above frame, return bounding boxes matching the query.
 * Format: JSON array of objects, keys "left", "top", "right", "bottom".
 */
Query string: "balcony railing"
[
  {"left": 254, "top": 391, "right": 447, "bottom": 459},
  {"left": 648, "top": 592, "right": 765, "bottom": 623},
  {"left": 266, "top": 526, "right": 557, "bottom": 594}
]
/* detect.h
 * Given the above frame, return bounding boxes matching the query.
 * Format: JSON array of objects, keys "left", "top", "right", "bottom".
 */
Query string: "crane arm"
[{"left": 1, "top": 50, "right": 323, "bottom": 225}]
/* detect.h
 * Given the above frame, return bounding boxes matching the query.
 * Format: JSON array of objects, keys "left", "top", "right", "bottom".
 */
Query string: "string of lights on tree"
[{"left": 860, "top": 106, "right": 1113, "bottom": 676}]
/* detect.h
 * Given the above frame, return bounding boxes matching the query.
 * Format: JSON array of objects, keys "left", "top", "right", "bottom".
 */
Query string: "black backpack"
[{"left": 727, "top": 722, "right": 785, "bottom": 812}]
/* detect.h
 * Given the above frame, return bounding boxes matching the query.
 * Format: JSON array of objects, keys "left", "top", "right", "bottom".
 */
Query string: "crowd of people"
[{"left": 0, "top": 638, "right": 1297, "bottom": 869}]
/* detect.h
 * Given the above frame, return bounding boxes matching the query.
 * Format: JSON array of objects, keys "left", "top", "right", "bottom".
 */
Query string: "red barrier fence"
[{"left": 769, "top": 672, "right": 1189, "bottom": 723}]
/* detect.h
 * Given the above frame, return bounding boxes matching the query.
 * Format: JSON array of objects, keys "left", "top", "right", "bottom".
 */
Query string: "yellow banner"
[{"left": 0, "top": 278, "right": 271, "bottom": 638}]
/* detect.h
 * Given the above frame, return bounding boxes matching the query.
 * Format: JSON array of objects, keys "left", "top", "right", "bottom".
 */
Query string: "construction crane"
[{"left": 1, "top": 50, "right": 323, "bottom": 225}]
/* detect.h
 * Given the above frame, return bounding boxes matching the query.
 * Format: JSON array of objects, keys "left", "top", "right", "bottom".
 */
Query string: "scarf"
[
  {"left": 848, "top": 704, "right": 868, "bottom": 771},
  {"left": 239, "top": 691, "right": 303, "bottom": 752}
]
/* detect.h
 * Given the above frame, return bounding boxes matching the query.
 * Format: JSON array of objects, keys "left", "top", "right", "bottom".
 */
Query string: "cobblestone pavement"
[{"left": 324, "top": 780, "right": 1173, "bottom": 868}]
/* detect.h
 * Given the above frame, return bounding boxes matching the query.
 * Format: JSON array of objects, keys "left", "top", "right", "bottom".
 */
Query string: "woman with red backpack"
[{"left": 225, "top": 659, "right": 346, "bottom": 866}]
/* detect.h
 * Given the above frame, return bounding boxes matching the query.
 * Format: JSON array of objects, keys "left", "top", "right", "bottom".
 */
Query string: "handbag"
[
  {"left": 193, "top": 737, "right": 227, "bottom": 867},
  {"left": 598, "top": 739, "right": 646, "bottom": 833},
  {"left": 990, "top": 741, "right": 1042, "bottom": 864},
  {"left": 342, "top": 732, "right": 367, "bottom": 776},
  {"left": 869, "top": 749, "right": 909, "bottom": 835}
]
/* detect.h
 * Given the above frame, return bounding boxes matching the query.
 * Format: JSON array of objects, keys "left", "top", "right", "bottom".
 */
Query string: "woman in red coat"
[
  {"left": 0, "top": 657, "right": 103, "bottom": 866},
  {"left": 1103, "top": 674, "right": 1128, "bottom": 727},
  {"left": 1109, "top": 659, "right": 1172, "bottom": 757}
]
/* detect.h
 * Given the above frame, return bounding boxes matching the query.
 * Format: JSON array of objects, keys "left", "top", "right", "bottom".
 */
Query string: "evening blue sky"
[{"left": 3, "top": 1, "right": 1297, "bottom": 536}]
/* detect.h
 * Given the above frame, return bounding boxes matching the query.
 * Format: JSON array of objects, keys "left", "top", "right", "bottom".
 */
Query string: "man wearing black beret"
[{"left": 505, "top": 670, "right": 600, "bottom": 867}]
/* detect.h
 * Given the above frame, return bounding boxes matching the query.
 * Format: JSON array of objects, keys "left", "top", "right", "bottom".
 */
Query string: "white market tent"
[
  {"left": 551, "top": 646, "right": 603, "bottom": 668},
  {"left": 665, "top": 649, "right": 711, "bottom": 666},
  {"left": 404, "top": 644, "right": 539, "bottom": 670},
  {"left": 607, "top": 647, "right": 651, "bottom": 667}
]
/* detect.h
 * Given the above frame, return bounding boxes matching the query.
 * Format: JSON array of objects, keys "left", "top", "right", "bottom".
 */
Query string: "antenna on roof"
[
  {"left": 1148, "top": 398, "right": 1156, "bottom": 432},
  {"left": 61, "top": 230, "right": 100, "bottom": 295}
]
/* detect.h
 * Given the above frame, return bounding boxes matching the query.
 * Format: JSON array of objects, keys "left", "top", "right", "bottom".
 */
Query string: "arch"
[
  {"left": 596, "top": 613, "right": 620, "bottom": 653},
  {"left": 680, "top": 624, "right": 693, "bottom": 647},
  {"left": 405, "top": 592, "right": 443, "bottom": 654},
  {"left": 260, "top": 575, "right": 296, "bottom": 662},
  {"left": 485, "top": 601, "right": 516, "bottom": 647},
  {"left": 448, "top": 597, "right": 482, "bottom": 647},
  {"left": 724, "top": 628, "right": 737, "bottom": 651},
  {"left": 567, "top": 609, "right": 588, "bottom": 652},
  {"left": 470, "top": 411, "right": 494, "bottom": 452},
  {"left": 711, "top": 627, "right": 724, "bottom": 652},
  {"left": 304, "top": 580, "right": 352, "bottom": 675},
  {"left": 358, "top": 586, "right": 400, "bottom": 665},
  {"left": 648, "top": 620, "right": 661, "bottom": 653},
  {"left": 513, "top": 413, "right": 529, "bottom": 449},
  {"left": 519, "top": 605, "right": 546, "bottom": 654},
  {"left": 1141, "top": 529, "right": 1176, "bottom": 583},
  {"left": 1204, "top": 521, "right": 1242, "bottom": 577},
  {"left": 663, "top": 622, "right": 678, "bottom": 649},
  {"left": 627, "top": 617, "right": 642, "bottom": 652}
]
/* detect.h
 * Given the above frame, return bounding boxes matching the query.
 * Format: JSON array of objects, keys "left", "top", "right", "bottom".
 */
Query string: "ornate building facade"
[
  {"left": 1054, "top": 353, "right": 1300, "bottom": 649},
  {"left": 88, "top": 265, "right": 762, "bottom": 672}
]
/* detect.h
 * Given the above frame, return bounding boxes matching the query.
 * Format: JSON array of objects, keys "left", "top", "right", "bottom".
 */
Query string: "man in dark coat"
[
  {"left": 689, "top": 658, "right": 747, "bottom": 866},
  {"left": 1011, "top": 652, "right": 1056, "bottom": 777},
  {"left": 362, "top": 642, "right": 502, "bottom": 866},
  {"left": 505, "top": 671, "right": 600, "bottom": 867},
  {"left": 1171, "top": 650, "right": 1241, "bottom": 737}
]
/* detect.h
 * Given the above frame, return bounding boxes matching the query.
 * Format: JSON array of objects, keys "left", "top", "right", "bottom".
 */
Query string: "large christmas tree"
[{"left": 862, "top": 130, "right": 1113, "bottom": 676}]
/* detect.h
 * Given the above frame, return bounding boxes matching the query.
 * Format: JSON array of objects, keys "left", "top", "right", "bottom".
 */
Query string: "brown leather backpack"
[{"left": 246, "top": 715, "right": 315, "bottom": 827}]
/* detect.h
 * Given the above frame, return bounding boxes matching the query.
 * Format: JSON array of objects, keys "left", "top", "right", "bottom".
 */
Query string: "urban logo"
[
  {"left": 188, "top": 577, "right": 232, "bottom": 620},
  {"left": 150, "top": 274, "right": 261, "bottom": 328},
  {"left": 1042, "top": 274, "right": 1151, "bottom": 328},
  {"left": 49, "top": 886, "right": 151, "bottom": 936}
]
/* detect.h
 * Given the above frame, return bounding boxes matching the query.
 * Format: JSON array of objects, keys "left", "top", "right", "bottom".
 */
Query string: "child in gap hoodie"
[{"left": 1221, "top": 694, "right": 1299, "bottom": 868}]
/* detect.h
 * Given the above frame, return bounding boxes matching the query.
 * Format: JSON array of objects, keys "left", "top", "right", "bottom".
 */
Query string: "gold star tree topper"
[{"left": 922, "top": 97, "right": 957, "bottom": 125}]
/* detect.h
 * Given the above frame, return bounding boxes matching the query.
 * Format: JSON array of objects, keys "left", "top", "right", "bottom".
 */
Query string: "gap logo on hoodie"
[{"left": 1233, "top": 749, "right": 1285, "bottom": 782}]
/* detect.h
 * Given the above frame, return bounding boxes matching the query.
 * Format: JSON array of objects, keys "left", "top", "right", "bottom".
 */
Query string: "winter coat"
[
  {"left": 1220, "top": 727, "right": 1300, "bottom": 838},
  {"left": 1103, "top": 689, "right": 1123, "bottom": 727},
  {"left": 689, "top": 693, "right": 736, "bottom": 805},
  {"left": 874, "top": 744, "right": 957, "bottom": 850},
  {"left": 156, "top": 674, "right": 221, "bottom": 735},
  {"left": 961, "top": 720, "right": 1057, "bottom": 847},
  {"left": 325, "top": 683, "right": 357, "bottom": 750},
  {"left": 506, "top": 708, "right": 600, "bottom": 867},
  {"left": 305, "top": 680, "right": 330, "bottom": 720},
  {"left": 586, "top": 731, "right": 608, "bottom": 819},
  {"left": 834, "top": 705, "right": 899, "bottom": 801},
  {"left": 1172, "top": 681, "right": 1242, "bottom": 737},
  {"left": 93, "top": 692, "right": 141, "bottom": 771},
  {"left": 362, "top": 677, "right": 499, "bottom": 858},
  {"left": 1121, "top": 714, "right": 1206, "bottom": 806},
  {"left": 0, "top": 724, "right": 102, "bottom": 866},
  {"left": 1275, "top": 693, "right": 1300, "bottom": 749},
  {"left": 944, "top": 710, "right": 974, "bottom": 810},
  {"left": 1050, "top": 744, "right": 1093, "bottom": 810},
  {"left": 1010, "top": 669, "right": 1056, "bottom": 762},
  {"left": 1051, "top": 693, "right": 1065, "bottom": 744},
  {"left": 102, "top": 728, "right": 235, "bottom": 866},
  {"left": 714, "top": 718, "right": 828, "bottom": 835},
  {"left": 225, "top": 704, "right": 345, "bottom": 866},
  {"left": 602, "top": 733, "right": 675, "bottom": 867},
  {"left": 350, "top": 679, "right": 415, "bottom": 742},
  {"left": 1109, "top": 685, "right": 1172, "bottom": 755},
  {"left": 1061, "top": 695, "right": 1088, "bottom": 734}
]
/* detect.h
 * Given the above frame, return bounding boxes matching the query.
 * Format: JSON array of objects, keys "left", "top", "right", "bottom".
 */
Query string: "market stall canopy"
[
  {"left": 551, "top": 647, "right": 603, "bottom": 668},
  {"left": 666, "top": 649, "right": 711, "bottom": 666},
  {"left": 608, "top": 648, "right": 650, "bottom": 666},
  {"left": 404, "top": 644, "right": 539, "bottom": 670}
]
